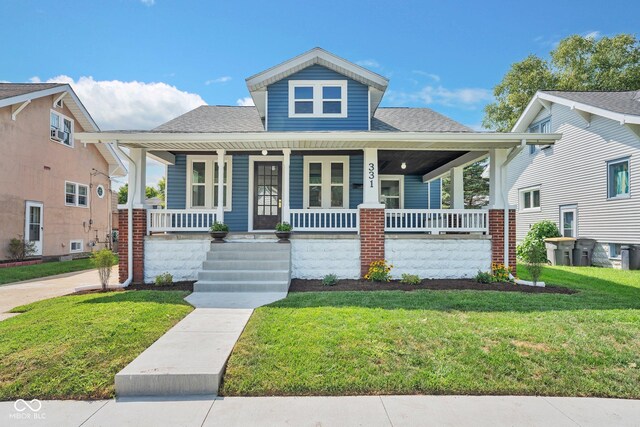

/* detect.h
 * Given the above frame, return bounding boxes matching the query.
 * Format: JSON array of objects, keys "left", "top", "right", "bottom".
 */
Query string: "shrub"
[
  {"left": 91, "top": 248, "right": 117, "bottom": 290},
  {"left": 364, "top": 260, "right": 393, "bottom": 282},
  {"left": 475, "top": 270, "right": 495, "bottom": 284},
  {"left": 322, "top": 274, "right": 338, "bottom": 286},
  {"left": 517, "top": 220, "right": 561, "bottom": 262},
  {"left": 7, "top": 237, "right": 36, "bottom": 261},
  {"left": 400, "top": 273, "right": 421, "bottom": 285},
  {"left": 275, "top": 222, "right": 293, "bottom": 232},
  {"left": 210, "top": 221, "right": 229, "bottom": 232},
  {"left": 155, "top": 272, "right": 174, "bottom": 287},
  {"left": 522, "top": 243, "right": 547, "bottom": 285}
]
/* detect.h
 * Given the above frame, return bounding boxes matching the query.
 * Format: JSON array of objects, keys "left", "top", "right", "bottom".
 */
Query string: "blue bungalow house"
[{"left": 78, "top": 48, "right": 559, "bottom": 291}]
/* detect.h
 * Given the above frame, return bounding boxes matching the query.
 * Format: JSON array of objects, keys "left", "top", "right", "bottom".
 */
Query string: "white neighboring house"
[{"left": 508, "top": 90, "right": 640, "bottom": 268}]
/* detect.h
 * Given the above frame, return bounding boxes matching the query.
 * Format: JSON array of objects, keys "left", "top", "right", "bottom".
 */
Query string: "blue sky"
[{"left": 1, "top": 0, "right": 638, "bottom": 186}]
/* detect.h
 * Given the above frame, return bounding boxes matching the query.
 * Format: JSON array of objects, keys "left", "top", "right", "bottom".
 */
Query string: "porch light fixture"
[
  {"left": 401, "top": 162, "right": 407, "bottom": 170},
  {"left": 262, "top": 149, "right": 268, "bottom": 156}
]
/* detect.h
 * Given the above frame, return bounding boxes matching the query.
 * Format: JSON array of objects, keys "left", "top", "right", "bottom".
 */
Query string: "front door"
[
  {"left": 25, "top": 201, "right": 43, "bottom": 256},
  {"left": 254, "top": 161, "right": 282, "bottom": 230}
]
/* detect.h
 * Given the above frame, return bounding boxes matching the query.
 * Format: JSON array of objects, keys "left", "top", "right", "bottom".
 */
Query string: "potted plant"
[
  {"left": 275, "top": 222, "right": 293, "bottom": 243},
  {"left": 209, "top": 221, "right": 229, "bottom": 243}
]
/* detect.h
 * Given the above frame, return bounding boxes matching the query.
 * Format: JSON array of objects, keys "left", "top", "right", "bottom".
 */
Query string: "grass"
[
  {"left": 0, "top": 290, "right": 192, "bottom": 400},
  {"left": 0, "top": 258, "right": 98, "bottom": 285},
  {"left": 222, "top": 266, "right": 640, "bottom": 398}
]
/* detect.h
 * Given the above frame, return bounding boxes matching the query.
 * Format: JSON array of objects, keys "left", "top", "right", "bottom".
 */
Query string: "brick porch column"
[
  {"left": 118, "top": 208, "right": 147, "bottom": 284},
  {"left": 488, "top": 209, "right": 516, "bottom": 274},
  {"left": 359, "top": 207, "right": 385, "bottom": 277}
]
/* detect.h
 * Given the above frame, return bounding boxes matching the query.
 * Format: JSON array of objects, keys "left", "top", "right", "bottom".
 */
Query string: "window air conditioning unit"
[{"left": 50, "top": 129, "right": 61, "bottom": 141}]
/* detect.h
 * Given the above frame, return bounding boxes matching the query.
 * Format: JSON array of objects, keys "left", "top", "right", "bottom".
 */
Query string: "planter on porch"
[
  {"left": 275, "top": 222, "right": 293, "bottom": 243},
  {"left": 209, "top": 221, "right": 230, "bottom": 243}
]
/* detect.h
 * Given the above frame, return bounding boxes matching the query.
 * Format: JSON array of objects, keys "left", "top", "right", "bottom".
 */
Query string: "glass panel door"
[
  {"left": 560, "top": 207, "right": 577, "bottom": 238},
  {"left": 254, "top": 162, "right": 282, "bottom": 230},
  {"left": 24, "top": 201, "right": 43, "bottom": 256}
]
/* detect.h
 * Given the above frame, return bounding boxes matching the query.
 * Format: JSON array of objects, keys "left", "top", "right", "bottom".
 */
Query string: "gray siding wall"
[
  {"left": 267, "top": 64, "right": 369, "bottom": 131},
  {"left": 507, "top": 102, "right": 640, "bottom": 245}
]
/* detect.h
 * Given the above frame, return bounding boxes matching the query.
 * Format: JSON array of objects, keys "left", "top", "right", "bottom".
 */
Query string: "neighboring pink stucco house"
[{"left": 0, "top": 83, "right": 125, "bottom": 261}]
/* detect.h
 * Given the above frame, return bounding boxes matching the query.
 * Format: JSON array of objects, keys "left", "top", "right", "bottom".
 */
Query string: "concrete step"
[
  {"left": 194, "top": 280, "right": 290, "bottom": 293},
  {"left": 208, "top": 242, "right": 290, "bottom": 252},
  {"left": 198, "top": 269, "right": 289, "bottom": 282},
  {"left": 206, "top": 250, "right": 290, "bottom": 261},
  {"left": 202, "top": 259, "right": 290, "bottom": 271}
]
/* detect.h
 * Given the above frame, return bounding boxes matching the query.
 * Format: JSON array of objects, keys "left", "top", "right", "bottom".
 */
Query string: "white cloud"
[
  {"left": 236, "top": 96, "right": 255, "bottom": 106},
  {"left": 29, "top": 76, "right": 41, "bottom": 83},
  {"left": 388, "top": 85, "right": 492, "bottom": 109},
  {"left": 140, "top": 0, "right": 155, "bottom": 6},
  {"left": 205, "top": 76, "right": 232, "bottom": 85},
  {"left": 412, "top": 70, "right": 440, "bottom": 82},
  {"left": 584, "top": 30, "right": 601, "bottom": 40},
  {"left": 40, "top": 75, "right": 205, "bottom": 130},
  {"left": 356, "top": 59, "right": 380, "bottom": 68}
]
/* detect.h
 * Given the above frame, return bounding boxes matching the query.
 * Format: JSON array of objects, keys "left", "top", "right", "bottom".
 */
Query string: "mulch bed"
[
  {"left": 290, "top": 279, "right": 577, "bottom": 294},
  {"left": 128, "top": 281, "right": 195, "bottom": 292}
]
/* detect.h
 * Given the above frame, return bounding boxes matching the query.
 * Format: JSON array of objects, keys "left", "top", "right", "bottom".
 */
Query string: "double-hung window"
[
  {"left": 187, "top": 156, "right": 232, "bottom": 210},
  {"left": 65, "top": 181, "right": 88, "bottom": 207},
  {"left": 528, "top": 117, "right": 551, "bottom": 154},
  {"left": 303, "top": 156, "right": 349, "bottom": 208},
  {"left": 50, "top": 110, "right": 74, "bottom": 147},
  {"left": 289, "top": 80, "right": 347, "bottom": 118},
  {"left": 607, "top": 158, "right": 630, "bottom": 199},
  {"left": 519, "top": 186, "right": 541, "bottom": 212},
  {"left": 379, "top": 176, "right": 404, "bottom": 209}
]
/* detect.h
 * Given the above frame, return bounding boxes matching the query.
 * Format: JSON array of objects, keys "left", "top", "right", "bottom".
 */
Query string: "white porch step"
[
  {"left": 202, "top": 259, "right": 290, "bottom": 270},
  {"left": 195, "top": 280, "right": 290, "bottom": 293},
  {"left": 206, "top": 249, "right": 289, "bottom": 261},
  {"left": 209, "top": 242, "right": 290, "bottom": 252},
  {"left": 198, "top": 269, "right": 290, "bottom": 282}
]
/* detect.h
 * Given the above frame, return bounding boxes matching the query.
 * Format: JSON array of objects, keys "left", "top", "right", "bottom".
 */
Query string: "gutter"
[{"left": 501, "top": 139, "right": 526, "bottom": 277}]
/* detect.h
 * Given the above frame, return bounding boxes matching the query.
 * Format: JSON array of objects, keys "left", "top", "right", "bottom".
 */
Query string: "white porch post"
[
  {"left": 362, "top": 147, "right": 383, "bottom": 207},
  {"left": 128, "top": 148, "right": 147, "bottom": 208},
  {"left": 282, "top": 149, "right": 291, "bottom": 223},
  {"left": 488, "top": 149, "right": 508, "bottom": 209},
  {"left": 450, "top": 166, "right": 464, "bottom": 209},
  {"left": 216, "top": 149, "right": 225, "bottom": 223}
]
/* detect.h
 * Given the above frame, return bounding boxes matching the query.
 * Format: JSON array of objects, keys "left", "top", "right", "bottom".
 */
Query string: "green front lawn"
[
  {"left": 0, "top": 258, "right": 97, "bottom": 285},
  {"left": 0, "top": 291, "right": 192, "bottom": 400},
  {"left": 223, "top": 266, "right": 640, "bottom": 398}
]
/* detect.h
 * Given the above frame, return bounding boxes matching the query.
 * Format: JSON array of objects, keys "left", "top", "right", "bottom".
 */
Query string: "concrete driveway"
[{"left": 0, "top": 266, "right": 118, "bottom": 321}]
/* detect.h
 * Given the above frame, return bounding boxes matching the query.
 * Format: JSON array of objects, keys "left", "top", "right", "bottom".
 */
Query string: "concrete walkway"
[
  {"left": 0, "top": 267, "right": 117, "bottom": 321},
  {"left": 2, "top": 395, "right": 639, "bottom": 426}
]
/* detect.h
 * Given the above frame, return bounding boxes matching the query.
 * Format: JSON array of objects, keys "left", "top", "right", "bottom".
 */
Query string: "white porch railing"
[
  {"left": 147, "top": 209, "right": 217, "bottom": 233},
  {"left": 289, "top": 209, "right": 359, "bottom": 232},
  {"left": 385, "top": 209, "right": 488, "bottom": 233}
]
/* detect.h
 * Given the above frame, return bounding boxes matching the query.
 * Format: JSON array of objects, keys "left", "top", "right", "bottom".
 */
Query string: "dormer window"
[{"left": 288, "top": 80, "right": 347, "bottom": 118}]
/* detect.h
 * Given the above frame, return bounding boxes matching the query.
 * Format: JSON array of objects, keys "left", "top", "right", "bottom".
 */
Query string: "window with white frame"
[
  {"left": 303, "top": 156, "right": 349, "bottom": 208},
  {"left": 379, "top": 176, "right": 404, "bottom": 209},
  {"left": 50, "top": 110, "right": 74, "bottom": 147},
  {"left": 607, "top": 158, "right": 630, "bottom": 199},
  {"left": 69, "top": 240, "right": 83, "bottom": 253},
  {"left": 65, "top": 181, "right": 88, "bottom": 207},
  {"left": 289, "top": 80, "right": 347, "bottom": 118},
  {"left": 519, "top": 186, "right": 541, "bottom": 211},
  {"left": 528, "top": 117, "right": 551, "bottom": 154},
  {"left": 609, "top": 243, "right": 622, "bottom": 259},
  {"left": 187, "top": 156, "right": 232, "bottom": 210}
]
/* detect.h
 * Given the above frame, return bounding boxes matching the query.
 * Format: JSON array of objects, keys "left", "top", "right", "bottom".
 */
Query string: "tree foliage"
[
  {"left": 483, "top": 34, "right": 640, "bottom": 132},
  {"left": 516, "top": 220, "right": 561, "bottom": 262},
  {"left": 442, "top": 161, "right": 490, "bottom": 209},
  {"left": 117, "top": 183, "right": 161, "bottom": 204}
]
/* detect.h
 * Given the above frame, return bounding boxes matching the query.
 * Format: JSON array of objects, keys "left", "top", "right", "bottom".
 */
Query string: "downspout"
[
  {"left": 502, "top": 139, "right": 526, "bottom": 277},
  {"left": 112, "top": 141, "right": 135, "bottom": 288}
]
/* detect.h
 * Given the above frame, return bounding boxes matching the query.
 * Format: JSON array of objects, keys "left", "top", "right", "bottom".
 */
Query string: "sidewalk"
[
  {"left": 2, "top": 395, "right": 639, "bottom": 426},
  {"left": 0, "top": 267, "right": 117, "bottom": 321}
]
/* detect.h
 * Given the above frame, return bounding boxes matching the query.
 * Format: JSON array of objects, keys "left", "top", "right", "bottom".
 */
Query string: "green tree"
[
  {"left": 157, "top": 177, "right": 166, "bottom": 203},
  {"left": 441, "top": 161, "right": 490, "bottom": 209},
  {"left": 483, "top": 34, "right": 640, "bottom": 132},
  {"left": 117, "top": 183, "right": 160, "bottom": 204}
]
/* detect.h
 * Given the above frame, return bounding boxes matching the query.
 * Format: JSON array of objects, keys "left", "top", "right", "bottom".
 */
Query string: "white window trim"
[
  {"left": 186, "top": 155, "right": 233, "bottom": 211},
  {"left": 288, "top": 80, "right": 348, "bottom": 118},
  {"left": 96, "top": 184, "right": 105, "bottom": 199},
  {"left": 69, "top": 240, "right": 83, "bottom": 253},
  {"left": 559, "top": 205, "right": 578, "bottom": 238},
  {"left": 606, "top": 157, "right": 630, "bottom": 200},
  {"left": 50, "top": 109, "right": 74, "bottom": 148},
  {"left": 519, "top": 185, "right": 541, "bottom": 212},
  {"left": 303, "top": 156, "right": 350, "bottom": 209},
  {"left": 65, "top": 181, "right": 89, "bottom": 208},
  {"left": 379, "top": 175, "right": 404, "bottom": 209}
]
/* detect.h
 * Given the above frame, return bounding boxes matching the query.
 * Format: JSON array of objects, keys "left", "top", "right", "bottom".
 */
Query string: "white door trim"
[
  {"left": 248, "top": 155, "right": 284, "bottom": 232},
  {"left": 560, "top": 205, "right": 578, "bottom": 238},
  {"left": 24, "top": 201, "right": 44, "bottom": 256}
]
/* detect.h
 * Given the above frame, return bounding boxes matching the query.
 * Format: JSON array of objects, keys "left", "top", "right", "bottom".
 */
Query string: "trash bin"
[
  {"left": 545, "top": 237, "right": 576, "bottom": 266},
  {"left": 573, "top": 238, "right": 597, "bottom": 266},
  {"left": 621, "top": 245, "right": 640, "bottom": 270}
]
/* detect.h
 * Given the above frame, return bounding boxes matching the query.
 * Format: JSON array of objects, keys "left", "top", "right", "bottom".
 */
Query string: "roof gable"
[{"left": 245, "top": 48, "right": 389, "bottom": 119}]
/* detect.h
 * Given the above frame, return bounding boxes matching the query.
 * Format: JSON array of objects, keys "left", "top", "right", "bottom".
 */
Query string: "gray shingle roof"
[
  {"left": 0, "top": 83, "right": 64, "bottom": 100},
  {"left": 542, "top": 90, "right": 640, "bottom": 116},
  {"left": 153, "top": 105, "right": 471, "bottom": 133}
]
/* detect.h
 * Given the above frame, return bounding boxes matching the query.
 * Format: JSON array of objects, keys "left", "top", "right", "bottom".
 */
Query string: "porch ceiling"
[{"left": 378, "top": 150, "right": 474, "bottom": 175}]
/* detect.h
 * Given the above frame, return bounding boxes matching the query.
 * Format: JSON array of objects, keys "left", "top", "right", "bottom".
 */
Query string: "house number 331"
[{"left": 368, "top": 162, "right": 376, "bottom": 187}]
